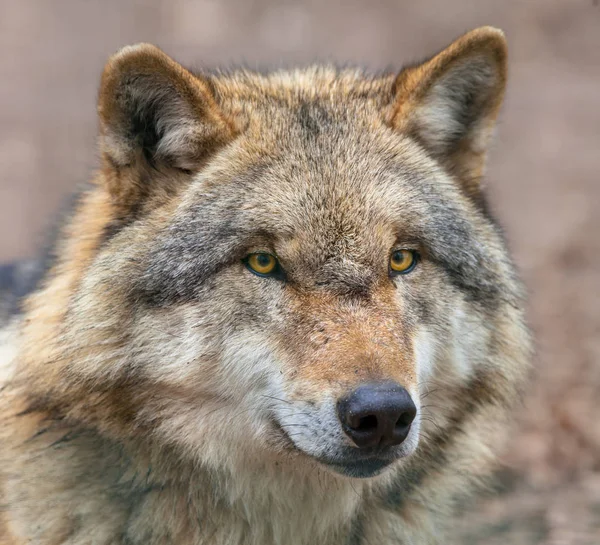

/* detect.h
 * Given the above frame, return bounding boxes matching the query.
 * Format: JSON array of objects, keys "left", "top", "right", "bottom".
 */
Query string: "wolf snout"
[{"left": 337, "top": 383, "right": 417, "bottom": 449}]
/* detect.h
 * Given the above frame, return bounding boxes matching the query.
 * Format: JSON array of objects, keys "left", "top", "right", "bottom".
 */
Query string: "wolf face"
[
  {"left": 3, "top": 27, "right": 530, "bottom": 544},
  {"left": 22, "top": 29, "right": 521, "bottom": 474}
]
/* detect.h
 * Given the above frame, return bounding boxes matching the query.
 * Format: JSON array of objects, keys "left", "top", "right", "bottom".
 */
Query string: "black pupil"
[
  {"left": 257, "top": 254, "right": 272, "bottom": 267},
  {"left": 394, "top": 251, "right": 406, "bottom": 263}
]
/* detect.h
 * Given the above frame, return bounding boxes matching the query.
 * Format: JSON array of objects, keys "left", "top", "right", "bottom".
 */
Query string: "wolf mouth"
[
  {"left": 317, "top": 455, "right": 397, "bottom": 478},
  {"left": 272, "top": 417, "right": 403, "bottom": 478}
]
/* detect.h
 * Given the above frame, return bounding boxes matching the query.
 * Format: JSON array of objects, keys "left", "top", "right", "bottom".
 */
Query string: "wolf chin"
[{"left": 0, "top": 27, "right": 530, "bottom": 544}]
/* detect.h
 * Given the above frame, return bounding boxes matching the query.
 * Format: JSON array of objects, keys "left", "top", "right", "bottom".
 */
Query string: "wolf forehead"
[
  {"left": 95, "top": 36, "right": 513, "bottom": 308},
  {"left": 132, "top": 119, "right": 502, "bottom": 308}
]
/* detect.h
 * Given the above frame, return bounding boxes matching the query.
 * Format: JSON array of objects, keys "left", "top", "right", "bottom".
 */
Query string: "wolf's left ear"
[
  {"left": 98, "top": 44, "right": 234, "bottom": 173},
  {"left": 390, "top": 27, "right": 507, "bottom": 194}
]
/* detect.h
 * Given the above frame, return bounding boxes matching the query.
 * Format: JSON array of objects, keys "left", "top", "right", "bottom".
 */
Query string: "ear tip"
[
  {"left": 464, "top": 26, "right": 508, "bottom": 52},
  {"left": 448, "top": 26, "right": 508, "bottom": 73},
  {"left": 109, "top": 43, "right": 164, "bottom": 63},
  {"left": 99, "top": 43, "right": 171, "bottom": 111},
  {"left": 102, "top": 43, "right": 167, "bottom": 77},
  {"left": 471, "top": 26, "right": 506, "bottom": 38}
]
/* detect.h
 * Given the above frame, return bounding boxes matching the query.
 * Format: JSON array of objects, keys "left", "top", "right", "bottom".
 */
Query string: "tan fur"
[{"left": 0, "top": 27, "right": 530, "bottom": 544}]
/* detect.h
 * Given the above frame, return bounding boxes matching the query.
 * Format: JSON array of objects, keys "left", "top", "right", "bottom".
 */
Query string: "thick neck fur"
[
  {"left": 1, "top": 32, "right": 531, "bottom": 542},
  {"left": 2, "top": 397, "right": 383, "bottom": 545},
  {"left": 1, "top": 310, "right": 507, "bottom": 545}
]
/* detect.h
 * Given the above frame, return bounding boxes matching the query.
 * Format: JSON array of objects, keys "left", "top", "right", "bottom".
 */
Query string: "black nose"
[{"left": 337, "top": 383, "right": 417, "bottom": 448}]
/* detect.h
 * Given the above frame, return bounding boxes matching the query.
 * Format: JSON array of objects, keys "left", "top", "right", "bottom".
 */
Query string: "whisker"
[
  {"left": 348, "top": 479, "right": 362, "bottom": 499},
  {"left": 419, "top": 417, "right": 444, "bottom": 434},
  {"left": 419, "top": 388, "right": 442, "bottom": 400},
  {"left": 419, "top": 404, "right": 446, "bottom": 412},
  {"left": 261, "top": 394, "right": 293, "bottom": 406},
  {"left": 277, "top": 423, "right": 310, "bottom": 429},
  {"left": 275, "top": 410, "right": 315, "bottom": 418}
]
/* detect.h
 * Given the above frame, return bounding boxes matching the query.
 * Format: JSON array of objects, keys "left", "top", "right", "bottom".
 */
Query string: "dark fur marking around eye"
[
  {"left": 133, "top": 164, "right": 278, "bottom": 307},
  {"left": 137, "top": 225, "right": 240, "bottom": 307},
  {"left": 405, "top": 178, "right": 504, "bottom": 308},
  {"left": 134, "top": 196, "right": 247, "bottom": 307}
]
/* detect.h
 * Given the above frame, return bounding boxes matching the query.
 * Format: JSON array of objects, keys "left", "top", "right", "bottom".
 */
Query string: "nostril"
[
  {"left": 338, "top": 383, "right": 417, "bottom": 448},
  {"left": 395, "top": 411, "right": 414, "bottom": 428},
  {"left": 355, "top": 414, "right": 378, "bottom": 431}
]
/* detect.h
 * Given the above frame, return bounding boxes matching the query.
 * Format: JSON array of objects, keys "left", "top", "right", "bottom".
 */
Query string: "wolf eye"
[
  {"left": 389, "top": 249, "right": 418, "bottom": 275},
  {"left": 245, "top": 253, "right": 280, "bottom": 277}
]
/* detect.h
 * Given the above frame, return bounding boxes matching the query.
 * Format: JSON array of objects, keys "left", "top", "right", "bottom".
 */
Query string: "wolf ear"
[
  {"left": 390, "top": 27, "right": 508, "bottom": 194},
  {"left": 98, "top": 44, "right": 234, "bottom": 176}
]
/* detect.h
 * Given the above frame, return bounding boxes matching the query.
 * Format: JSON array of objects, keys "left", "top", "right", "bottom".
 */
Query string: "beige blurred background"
[{"left": 1, "top": 0, "right": 599, "bottom": 542}]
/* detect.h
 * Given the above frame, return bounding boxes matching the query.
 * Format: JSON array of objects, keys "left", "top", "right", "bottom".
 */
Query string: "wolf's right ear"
[{"left": 98, "top": 44, "right": 234, "bottom": 177}]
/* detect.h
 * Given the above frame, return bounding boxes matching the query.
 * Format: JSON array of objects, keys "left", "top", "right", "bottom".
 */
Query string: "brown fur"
[{"left": 0, "top": 27, "right": 530, "bottom": 544}]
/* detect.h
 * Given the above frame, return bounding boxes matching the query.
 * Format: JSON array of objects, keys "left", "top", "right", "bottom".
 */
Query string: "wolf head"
[{"left": 19, "top": 27, "right": 528, "bottom": 480}]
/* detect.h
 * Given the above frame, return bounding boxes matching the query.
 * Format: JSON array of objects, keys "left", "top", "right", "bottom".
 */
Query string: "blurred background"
[{"left": 1, "top": 0, "right": 599, "bottom": 542}]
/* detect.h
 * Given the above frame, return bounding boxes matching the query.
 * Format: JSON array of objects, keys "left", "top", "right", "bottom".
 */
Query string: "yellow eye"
[
  {"left": 245, "top": 253, "right": 279, "bottom": 277},
  {"left": 389, "top": 249, "right": 418, "bottom": 275}
]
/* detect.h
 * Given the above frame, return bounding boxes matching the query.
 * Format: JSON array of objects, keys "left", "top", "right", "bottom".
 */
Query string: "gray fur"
[{"left": 0, "top": 29, "right": 531, "bottom": 545}]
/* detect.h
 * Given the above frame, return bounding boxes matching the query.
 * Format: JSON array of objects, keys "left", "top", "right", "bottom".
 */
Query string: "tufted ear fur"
[
  {"left": 390, "top": 27, "right": 508, "bottom": 196},
  {"left": 98, "top": 44, "right": 235, "bottom": 205}
]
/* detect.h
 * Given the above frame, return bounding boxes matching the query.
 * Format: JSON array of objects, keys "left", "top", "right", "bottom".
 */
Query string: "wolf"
[{"left": 0, "top": 27, "right": 531, "bottom": 544}]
